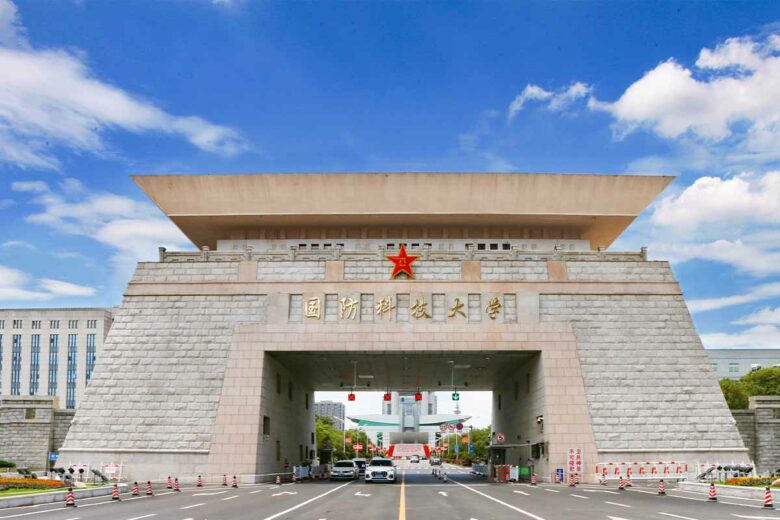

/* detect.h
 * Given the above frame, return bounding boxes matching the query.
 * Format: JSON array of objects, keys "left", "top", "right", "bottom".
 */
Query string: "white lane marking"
[
  {"left": 180, "top": 503, "right": 206, "bottom": 510},
  {"left": 581, "top": 489, "right": 620, "bottom": 495},
  {"left": 250, "top": 489, "right": 265, "bottom": 494},
  {"left": 658, "top": 513, "right": 700, "bottom": 520},
  {"left": 513, "top": 490, "right": 529, "bottom": 496},
  {"left": 127, "top": 515, "right": 157, "bottom": 520},
  {"left": 450, "top": 479, "right": 546, "bottom": 520},
  {"left": 570, "top": 494, "right": 590, "bottom": 499},
  {"left": 193, "top": 490, "right": 227, "bottom": 496},
  {"left": 731, "top": 516, "right": 780, "bottom": 519},
  {"left": 607, "top": 517, "right": 632, "bottom": 520},
  {"left": 438, "top": 491, "right": 448, "bottom": 497},
  {"left": 604, "top": 501, "right": 631, "bottom": 508},
  {"left": 272, "top": 491, "right": 298, "bottom": 496},
  {"left": 543, "top": 489, "right": 560, "bottom": 493},
  {"left": 355, "top": 491, "right": 371, "bottom": 497},
  {"left": 63, "top": 518, "right": 80, "bottom": 520},
  {"left": 222, "top": 495, "right": 239, "bottom": 501},
  {"left": 263, "top": 481, "right": 353, "bottom": 520}
]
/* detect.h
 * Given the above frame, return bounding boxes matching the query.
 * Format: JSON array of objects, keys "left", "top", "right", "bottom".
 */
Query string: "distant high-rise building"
[{"left": 314, "top": 400, "right": 346, "bottom": 430}]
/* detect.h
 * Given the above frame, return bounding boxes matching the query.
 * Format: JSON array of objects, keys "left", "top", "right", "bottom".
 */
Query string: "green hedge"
[{"left": 0, "top": 461, "right": 16, "bottom": 469}]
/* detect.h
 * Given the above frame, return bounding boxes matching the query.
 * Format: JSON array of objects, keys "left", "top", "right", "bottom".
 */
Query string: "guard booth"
[{"left": 488, "top": 445, "right": 534, "bottom": 482}]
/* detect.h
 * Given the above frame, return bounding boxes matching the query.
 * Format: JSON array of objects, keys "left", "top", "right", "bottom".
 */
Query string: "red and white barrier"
[{"left": 595, "top": 461, "right": 688, "bottom": 481}]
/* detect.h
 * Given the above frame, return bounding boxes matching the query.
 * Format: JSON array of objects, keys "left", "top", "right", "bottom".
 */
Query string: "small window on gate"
[
  {"left": 25, "top": 408, "right": 36, "bottom": 420},
  {"left": 263, "top": 416, "right": 271, "bottom": 436}
]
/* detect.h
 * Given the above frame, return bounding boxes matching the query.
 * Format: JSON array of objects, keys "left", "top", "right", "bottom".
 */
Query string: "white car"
[
  {"left": 365, "top": 458, "right": 397, "bottom": 483},
  {"left": 410, "top": 455, "right": 420, "bottom": 463},
  {"left": 331, "top": 460, "right": 359, "bottom": 480}
]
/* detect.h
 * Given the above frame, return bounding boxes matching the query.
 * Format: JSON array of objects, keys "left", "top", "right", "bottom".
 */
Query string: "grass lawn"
[{"left": 0, "top": 484, "right": 106, "bottom": 498}]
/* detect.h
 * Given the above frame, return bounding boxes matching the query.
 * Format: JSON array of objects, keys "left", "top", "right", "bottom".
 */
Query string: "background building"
[
  {"left": 314, "top": 400, "right": 345, "bottom": 430},
  {"left": 0, "top": 308, "right": 113, "bottom": 409},
  {"left": 707, "top": 349, "right": 780, "bottom": 380}
]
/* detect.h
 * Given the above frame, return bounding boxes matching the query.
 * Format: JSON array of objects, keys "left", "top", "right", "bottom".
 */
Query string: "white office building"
[
  {"left": 0, "top": 308, "right": 113, "bottom": 409},
  {"left": 707, "top": 349, "right": 780, "bottom": 380}
]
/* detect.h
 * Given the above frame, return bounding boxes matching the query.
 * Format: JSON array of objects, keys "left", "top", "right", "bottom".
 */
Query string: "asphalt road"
[{"left": 2, "top": 462, "right": 779, "bottom": 520}]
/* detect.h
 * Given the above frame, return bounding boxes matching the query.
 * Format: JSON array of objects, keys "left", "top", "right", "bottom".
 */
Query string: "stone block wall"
[
  {"left": 565, "top": 261, "right": 675, "bottom": 281},
  {"left": 0, "top": 397, "right": 55, "bottom": 470},
  {"left": 481, "top": 260, "right": 548, "bottom": 281},
  {"left": 540, "top": 293, "right": 744, "bottom": 453},
  {"left": 132, "top": 262, "right": 240, "bottom": 282},
  {"left": 53, "top": 410, "right": 75, "bottom": 452},
  {"left": 258, "top": 261, "right": 325, "bottom": 281},
  {"left": 61, "top": 294, "right": 267, "bottom": 457}
]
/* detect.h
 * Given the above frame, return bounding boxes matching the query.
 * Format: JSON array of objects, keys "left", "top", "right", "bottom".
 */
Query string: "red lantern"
[
  {"left": 348, "top": 392, "right": 356, "bottom": 401},
  {"left": 415, "top": 392, "right": 422, "bottom": 401},
  {"left": 383, "top": 393, "right": 392, "bottom": 401}
]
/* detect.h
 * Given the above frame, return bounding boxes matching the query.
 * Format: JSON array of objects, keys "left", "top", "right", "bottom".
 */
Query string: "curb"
[
  {"left": 678, "top": 482, "right": 778, "bottom": 500},
  {"left": 0, "top": 484, "right": 126, "bottom": 509}
]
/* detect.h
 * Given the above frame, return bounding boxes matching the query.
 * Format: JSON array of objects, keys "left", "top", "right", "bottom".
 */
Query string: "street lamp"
[{"left": 330, "top": 416, "right": 348, "bottom": 454}]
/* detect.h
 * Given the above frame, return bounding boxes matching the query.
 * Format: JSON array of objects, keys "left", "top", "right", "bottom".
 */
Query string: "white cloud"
[
  {"left": 11, "top": 180, "right": 48, "bottom": 192},
  {"left": 0, "top": 0, "right": 249, "bottom": 170},
  {"left": 734, "top": 307, "right": 780, "bottom": 325},
  {"left": 16, "top": 179, "right": 193, "bottom": 279},
  {"left": 701, "top": 325, "right": 780, "bottom": 349},
  {"left": 652, "top": 171, "right": 780, "bottom": 231},
  {"left": 507, "top": 82, "right": 591, "bottom": 121},
  {"left": 589, "top": 34, "right": 780, "bottom": 163},
  {"left": 688, "top": 282, "right": 780, "bottom": 313},
  {"left": 1, "top": 240, "right": 35, "bottom": 249},
  {"left": 38, "top": 278, "right": 95, "bottom": 296}
]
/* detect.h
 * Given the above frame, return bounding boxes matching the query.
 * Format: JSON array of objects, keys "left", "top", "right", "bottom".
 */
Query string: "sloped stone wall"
[
  {"left": 565, "top": 261, "right": 675, "bottom": 281},
  {"left": 132, "top": 262, "right": 240, "bottom": 282}
]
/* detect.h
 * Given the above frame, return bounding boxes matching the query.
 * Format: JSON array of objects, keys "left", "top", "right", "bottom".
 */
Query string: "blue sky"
[{"left": 1, "top": 0, "right": 779, "bottom": 360}]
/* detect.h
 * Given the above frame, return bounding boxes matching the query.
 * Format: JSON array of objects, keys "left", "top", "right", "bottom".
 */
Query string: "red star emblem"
[{"left": 386, "top": 244, "right": 419, "bottom": 279}]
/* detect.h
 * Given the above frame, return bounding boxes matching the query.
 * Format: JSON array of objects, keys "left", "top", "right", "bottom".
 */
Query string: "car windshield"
[
  {"left": 335, "top": 462, "right": 354, "bottom": 467},
  {"left": 353, "top": 460, "right": 366, "bottom": 467},
  {"left": 369, "top": 460, "right": 393, "bottom": 467}
]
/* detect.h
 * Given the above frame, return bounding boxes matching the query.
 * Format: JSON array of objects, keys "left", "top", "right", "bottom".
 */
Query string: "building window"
[
  {"left": 25, "top": 408, "right": 36, "bottom": 420},
  {"left": 31, "top": 320, "right": 41, "bottom": 330},
  {"left": 86, "top": 334, "right": 97, "bottom": 383},
  {"left": 50, "top": 320, "right": 59, "bottom": 329},
  {"left": 11, "top": 335, "right": 22, "bottom": 395},
  {"left": 710, "top": 363, "right": 718, "bottom": 372},
  {"left": 68, "top": 320, "right": 78, "bottom": 329},
  {"left": 263, "top": 416, "right": 271, "bottom": 436},
  {"left": 728, "top": 363, "right": 739, "bottom": 374},
  {"left": 48, "top": 334, "right": 59, "bottom": 396},
  {"left": 13, "top": 320, "right": 22, "bottom": 329},
  {"left": 86, "top": 320, "right": 97, "bottom": 329},
  {"left": 0, "top": 320, "right": 4, "bottom": 329},
  {"left": 66, "top": 334, "right": 77, "bottom": 408},
  {"left": 29, "top": 334, "right": 40, "bottom": 395}
]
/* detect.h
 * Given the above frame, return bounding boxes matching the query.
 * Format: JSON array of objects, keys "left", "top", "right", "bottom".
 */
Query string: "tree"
[
  {"left": 740, "top": 367, "right": 780, "bottom": 397},
  {"left": 720, "top": 379, "right": 749, "bottom": 410},
  {"left": 316, "top": 416, "right": 347, "bottom": 461}
]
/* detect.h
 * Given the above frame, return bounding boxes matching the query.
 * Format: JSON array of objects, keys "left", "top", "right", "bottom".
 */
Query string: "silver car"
[{"left": 331, "top": 460, "right": 359, "bottom": 480}]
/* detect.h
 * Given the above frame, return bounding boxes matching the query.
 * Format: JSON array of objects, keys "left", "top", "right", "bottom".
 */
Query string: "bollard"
[
  {"left": 618, "top": 476, "right": 625, "bottom": 491},
  {"left": 569, "top": 475, "right": 575, "bottom": 487},
  {"left": 64, "top": 488, "right": 76, "bottom": 508},
  {"left": 174, "top": 478, "right": 181, "bottom": 492},
  {"left": 764, "top": 487, "right": 774, "bottom": 509},
  {"left": 233, "top": 475, "right": 239, "bottom": 488},
  {"left": 658, "top": 479, "right": 666, "bottom": 495},
  {"left": 146, "top": 481, "right": 154, "bottom": 496},
  {"left": 222, "top": 474, "right": 228, "bottom": 487},
  {"left": 554, "top": 472, "right": 560, "bottom": 484},
  {"left": 626, "top": 475, "right": 632, "bottom": 487},
  {"left": 531, "top": 473, "right": 537, "bottom": 486},
  {"left": 708, "top": 483, "right": 717, "bottom": 502},
  {"left": 600, "top": 474, "right": 607, "bottom": 486},
  {"left": 443, "top": 472, "right": 448, "bottom": 483},
  {"left": 196, "top": 475, "right": 203, "bottom": 487},
  {"left": 111, "top": 484, "right": 121, "bottom": 501},
  {"left": 131, "top": 482, "right": 140, "bottom": 496},
  {"left": 167, "top": 476, "right": 173, "bottom": 489},
  {"left": 275, "top": 475, "right": 281, "bottom": 485}
]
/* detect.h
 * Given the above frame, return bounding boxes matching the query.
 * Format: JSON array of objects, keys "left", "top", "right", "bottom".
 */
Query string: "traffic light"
[
  {"left": 452, "top": 391, "right": 460, "bottom": 401},
  {"left": 348, "top": 392, "right": 355, "bottom": 401},
  {"left": 383, "top": 392, "right": 392, "bottom": 401},
  {"left": 415, "top": 392, "right": 422, "bottom": 401}
]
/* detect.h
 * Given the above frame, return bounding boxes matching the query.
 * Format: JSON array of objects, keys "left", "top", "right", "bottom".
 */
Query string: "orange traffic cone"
[
  {"left": 764, "top": 487, "right": 774, "bottom": 509},
  {"left": 146, "top": 481, "right": 153, "bottom": 496},
  {"left": 626, "top": 475, "right": 633, "bottom": 487},
  {"left": 442, "top": 472, "right": 448, "bottom": 483},
  {"left": 531, "top": 473, "right": 537, "bottom": 486},
  {"left": 131, "top": 482, "right": 140, "bottom": 496},
  {"left": 196, "top": 475, "right": 203, "bottom": 487},
  {"left": 167, "top": 476, "right": 172, "bottom": 489},
  {"left": 275, "top": 475, "right": 281, "bottom": 485},
  {"left": 64, "top": 488, "right": 76, "bottom": 508},
  {"left": 111, "top": 484, "right": 121, "bottom": 501},
  {"left": 232, "top": 475, "right": 238, "bottom": 488},
  {"left": 222, "top": 474, "right": 227, "bottom": 486},
  {"left": 708, "top": 483, "right": 717, "bottom": 502},
  {"left": 600, "top": 474, "right": 607, "bottom": 486},
  {"left": 554, "top": 472, "right": 560, "bottom": 484},
  {"left": 174, "top": 478, "right": 181, "bottom": 492},
  {"left": 618, "top": 476, "right": 625, "bottom": 491},
  {"left": 658, "top": 479, "right": 666, "bottom": 495},
  {"left": 569, "top": 474, "right": 575, "bottom": 487}
]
